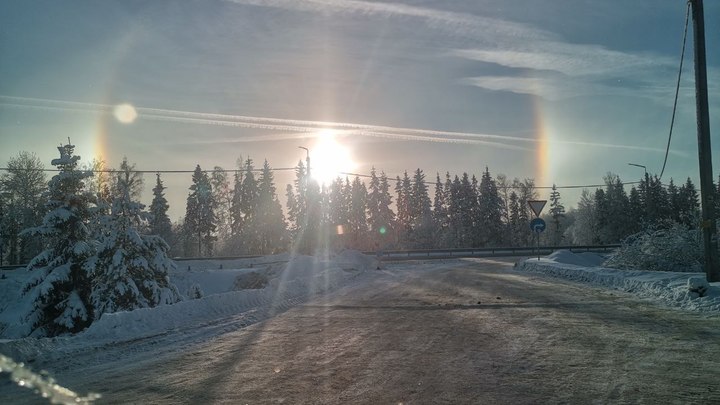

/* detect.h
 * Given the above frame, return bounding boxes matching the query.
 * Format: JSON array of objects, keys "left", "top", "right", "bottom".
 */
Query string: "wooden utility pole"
[{"left": 690, "top": 0, "right": 719, "bottom": 282}]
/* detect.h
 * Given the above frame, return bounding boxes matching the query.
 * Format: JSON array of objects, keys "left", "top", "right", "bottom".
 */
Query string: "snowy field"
[{"left": 516, "top": 250, "right": 720, "bottom": 313}]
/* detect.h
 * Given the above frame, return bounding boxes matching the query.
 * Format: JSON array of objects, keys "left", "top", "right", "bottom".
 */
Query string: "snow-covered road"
[{"left": 3, "top": 258, "right": 720, "bottom": 404}]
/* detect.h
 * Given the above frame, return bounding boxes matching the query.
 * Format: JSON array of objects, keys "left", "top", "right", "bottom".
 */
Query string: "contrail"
[{"left": 0, "top": 95, "right": 676, "bottom": 154}]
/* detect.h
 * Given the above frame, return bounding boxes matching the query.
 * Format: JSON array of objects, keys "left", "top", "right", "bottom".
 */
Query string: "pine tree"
[
  {"left": 21, "top": 142, "right": 96, "bottom": 336},
  {"left": 149, "top": 173, "right": 173, "bottom": 246},
  {"left": 548, "top": 183, "right": 566, "bottom": 246},
  {"left": 90, "top": 159, "right": 181, "bottom": 316}
]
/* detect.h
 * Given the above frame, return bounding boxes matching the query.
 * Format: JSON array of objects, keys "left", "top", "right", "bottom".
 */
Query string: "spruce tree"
[
  {"left": 515, "top": 178, "right": 537, "bottom": 246},
  {"left": 548, "top": 183, "right": 566, "bottom": 246},
  {"left": 286, "top": 161, "right": 307, "bottom": 244},
  {"left": 184, "top": 165, "right": 216, "bottom": 256},
  {"left": 149, "top": 173, "right": 173, "bottom": 245},
  {"left": 678, "top": 178, "right": 699, "bottom": 227},
  {"left": 230, "top": 166, "right": 245, "bottom": 239},
  {"left": 91, "top": 159, "right": 181, "bottom": 316},
  {"left": 667, "top": 178, "right": 681, "bottom": 223},
  {"left": 348, "top": 176, "right": 368, "bottom": 249},
  {"left": 477, "top": 168, "right": 505, "bottom": 246},
  {"left": 408, "top": 169, "right": 433, "bottom": 248},
  {"left": 627, "top": 186, "right": 643, "bottom": 234},
  {"left": 255, "top": 160, "right": 287, "bottom": 253},
  {"left": 21, "top": 142, "right": 96, "bottom": 336},
  {"left": 432, "top": 173, "right": 449, "bottom": 244},
  {"left": 594, "top": 188, "right": 610, "bottom": 243},
  {"left": 508, "top": 191, "right": 521, "bottom": 246},
  {"left": 211, "top": 167, "right": 233, "bottom": 251},
  {"left": 395, "top": 173, "right": 412, "bottom": 247},
  {"left": 363, "top": 170, "right": 395, "bottom": 249}
]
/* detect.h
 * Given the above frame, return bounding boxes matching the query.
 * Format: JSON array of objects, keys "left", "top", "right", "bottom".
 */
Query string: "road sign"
[
  {"left": 530, "top": 217, "right": 546, "bottom": 233},
  {"left": 528, "top": 200, "right": 547, "bottom": 217}
]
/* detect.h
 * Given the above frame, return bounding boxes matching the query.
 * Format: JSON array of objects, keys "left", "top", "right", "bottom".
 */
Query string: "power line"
[
  {"left": 659, "top": 1, "right": 691, "bottom": 180},
  {"left": 0, "top": 166, "right": 645, "bottom": 191}
]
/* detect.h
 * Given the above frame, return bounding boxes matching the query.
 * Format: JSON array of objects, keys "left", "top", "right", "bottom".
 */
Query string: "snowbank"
[
  {"left": 517, "top": 250, "right": 720, "bottom": 313},
  {"left": 0, "top": 251, "right": 374, "bottom": 344}
]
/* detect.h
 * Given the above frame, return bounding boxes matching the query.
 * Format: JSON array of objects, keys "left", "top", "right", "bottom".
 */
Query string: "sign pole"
[
  {"left": 528, "top": 200, "right": 547, "bottom": 261},
  {"left": 690, "top": 0, "right": 720, "bottom": 282}
]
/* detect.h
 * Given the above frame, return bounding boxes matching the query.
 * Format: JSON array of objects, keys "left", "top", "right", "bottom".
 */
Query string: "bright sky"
[{"left": 1, "top": 0, "right": 718, "bottom": 220}]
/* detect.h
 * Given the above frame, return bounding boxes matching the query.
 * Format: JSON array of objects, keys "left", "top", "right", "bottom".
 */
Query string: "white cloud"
[
  {"left": 225, "top": 0, "right": 553, "bottom": 43},
  {"left": 451, "top": 42, "right": 671, "bottom": 78}
]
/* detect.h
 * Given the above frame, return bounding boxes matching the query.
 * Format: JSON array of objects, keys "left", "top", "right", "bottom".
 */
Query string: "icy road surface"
[{"left": 4, "top": 258, "right": 720, "bottom": 404}]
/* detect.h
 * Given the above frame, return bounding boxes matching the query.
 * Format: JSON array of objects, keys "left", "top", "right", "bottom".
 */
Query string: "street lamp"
[
  {"left": 627, "top": 163, "right": 647, "bottom": 176},
  {"left": 298, "top": 146, "right": 310, "bottom": 178},
  {"left": 629, "top": 163, "right": 650, "bottom": 223}
]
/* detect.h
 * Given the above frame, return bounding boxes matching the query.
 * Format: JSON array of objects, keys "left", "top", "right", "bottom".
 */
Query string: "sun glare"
[{"left": 310, "top": 130, "right": 356, "bottom": 185}]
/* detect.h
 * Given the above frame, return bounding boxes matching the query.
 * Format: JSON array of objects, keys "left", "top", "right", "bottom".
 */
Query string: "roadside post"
[{"left": 528, "top": 200, "right": 547, "bottom": 261}]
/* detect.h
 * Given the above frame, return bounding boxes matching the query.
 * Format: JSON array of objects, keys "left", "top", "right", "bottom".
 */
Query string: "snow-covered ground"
[
  {"left": 2, "top": 251, "right": 720, "bottom": 403},
  {"left": 0, "top": 251, "right": 376, "bottom": 360},
  {"left": 516, "top": 250, "right": 720, "bottom": 313}
]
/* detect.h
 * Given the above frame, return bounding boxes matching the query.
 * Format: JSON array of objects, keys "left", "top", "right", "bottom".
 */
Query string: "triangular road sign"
[{"left": 528, "top": 200, "right": 547, "bottom": 217}]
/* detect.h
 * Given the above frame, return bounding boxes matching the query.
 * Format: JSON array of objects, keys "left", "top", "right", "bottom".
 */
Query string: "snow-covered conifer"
[
  {"left": 0, "top": 151, "right": 47, "bottom": 264},
  {"left": 90, "top": 158, "right": 181, "bottom": 316},
  {"left": 21, "top": 142, "right": 96, "bottom": 336}
]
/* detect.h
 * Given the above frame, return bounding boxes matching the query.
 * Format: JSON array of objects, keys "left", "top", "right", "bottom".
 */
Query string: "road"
[{"left": 5, "top": 258, "right": 720, "bottom": 404}]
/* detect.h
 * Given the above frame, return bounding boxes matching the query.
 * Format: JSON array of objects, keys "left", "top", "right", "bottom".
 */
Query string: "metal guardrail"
[
  {"left": 360, "top": 244, "right": 621, "bottom": 261},
  {"left": 0, "top": 245, "right": 620, "bottom": 270}
]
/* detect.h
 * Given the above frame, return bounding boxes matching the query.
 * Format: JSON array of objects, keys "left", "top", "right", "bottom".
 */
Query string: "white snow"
[
  {"left": 0, "top": 250, "right": 374, "bottom": 358},
  {"left": 516, "top": 249, "right": 720, "bottom": 313}
]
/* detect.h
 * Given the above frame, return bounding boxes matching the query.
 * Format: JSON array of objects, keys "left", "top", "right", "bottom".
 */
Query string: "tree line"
[{"left": 0, "top": 147, "right": 709, "bottom": 266}]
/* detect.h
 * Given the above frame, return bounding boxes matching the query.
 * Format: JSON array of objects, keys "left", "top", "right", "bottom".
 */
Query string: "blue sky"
[{"left": 1, "top": 0, "right": 718, "bottom": 220}]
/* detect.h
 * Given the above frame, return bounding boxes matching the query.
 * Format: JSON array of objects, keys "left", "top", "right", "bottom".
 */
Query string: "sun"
[{"left": 310, "top": 130, "right": 356, "bottom": 185}]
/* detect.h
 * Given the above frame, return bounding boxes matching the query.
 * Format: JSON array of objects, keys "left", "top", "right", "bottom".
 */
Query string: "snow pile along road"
[
  {"left": 516, "top": 250, "right": 720, "bottom": 313},
  {"left": 0, "top": 251, "right": 374, "bottom": 345}
]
